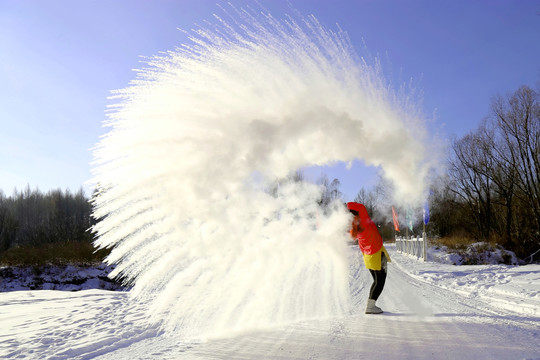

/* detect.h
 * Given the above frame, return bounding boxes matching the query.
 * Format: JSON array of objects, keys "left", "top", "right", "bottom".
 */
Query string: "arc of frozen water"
[{"left": 91, "top": 6, "right": 432, "bottom": 338}]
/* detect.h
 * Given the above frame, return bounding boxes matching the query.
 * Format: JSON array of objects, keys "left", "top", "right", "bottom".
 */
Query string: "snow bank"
[
  {"left": 389, "top": 243, "right": 540, "bottom": 316},
  {"left": 428, "top": 242, "right": 521, "bottom": 265},
  {"left": 0, "top": 264, "right": 126, "bottom": 292}
]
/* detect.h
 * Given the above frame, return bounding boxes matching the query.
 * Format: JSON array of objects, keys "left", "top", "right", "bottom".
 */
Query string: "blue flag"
[{"left": 423, "top": 201, "right": 430, "bottom": 225}]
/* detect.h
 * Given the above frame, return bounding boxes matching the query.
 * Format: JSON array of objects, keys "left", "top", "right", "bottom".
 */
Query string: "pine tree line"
[{"left": 0, "top": 186, "right": 94, "bottom": 252}]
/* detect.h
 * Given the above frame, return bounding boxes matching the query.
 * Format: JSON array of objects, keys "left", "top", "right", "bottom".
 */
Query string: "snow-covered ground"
[{"left": 1, "top": 243, "right": 539, "bottom": 359}]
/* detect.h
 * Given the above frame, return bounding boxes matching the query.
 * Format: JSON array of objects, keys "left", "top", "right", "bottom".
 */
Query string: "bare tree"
[
  {"left": 491, "top": 85, "right": 540, "bottom": 231},
  {"left": 445, "top": 83, "right": 540, "bottom": 258},
  {"left": 449, "top": 130, "right": 494, "bottom": 239}
]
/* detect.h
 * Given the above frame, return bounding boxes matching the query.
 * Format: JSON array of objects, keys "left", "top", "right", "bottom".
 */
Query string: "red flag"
[{"left": 392, "top": 206, "right": 400, "bottom": 232}]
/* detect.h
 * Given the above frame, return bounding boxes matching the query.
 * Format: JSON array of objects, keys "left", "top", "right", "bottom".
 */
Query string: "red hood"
[
  {"left": 347, "top": 202, "right": 370, "bottom": 219},
  {"left": 348, "top": 202, "right": 382, "bottom": 255}
]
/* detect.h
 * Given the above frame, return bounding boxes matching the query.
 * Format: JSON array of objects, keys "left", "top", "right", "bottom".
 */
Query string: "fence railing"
[{"left": 395, "top": 233, "right": 428, "bottom": 261}]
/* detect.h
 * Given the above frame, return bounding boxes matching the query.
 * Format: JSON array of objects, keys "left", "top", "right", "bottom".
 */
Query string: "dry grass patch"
[
  {"left": 432, "top": 236, "right": 483, "bottom": 251},
  {"left": 0, "top": 241, "right": 110, "bottom": 267}
]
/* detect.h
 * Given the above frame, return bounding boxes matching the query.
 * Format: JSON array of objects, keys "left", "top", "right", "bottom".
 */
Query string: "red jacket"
[{"left": 347, "top": 202, "right": 383, "bottom": 255}]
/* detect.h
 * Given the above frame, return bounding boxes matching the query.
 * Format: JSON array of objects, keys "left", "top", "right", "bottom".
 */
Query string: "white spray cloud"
[{"left": 91, "top": 7, "right": 434, "bottom": 338}]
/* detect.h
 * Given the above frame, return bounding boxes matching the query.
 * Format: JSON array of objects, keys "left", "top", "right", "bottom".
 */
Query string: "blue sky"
[{"left": 1, "top": 0, "right": 539, "bottom": 200}]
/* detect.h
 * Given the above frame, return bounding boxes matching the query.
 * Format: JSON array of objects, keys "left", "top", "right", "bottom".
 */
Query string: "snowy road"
[{"left": 2, "top": 244, "right": 539, "bottom": 359}]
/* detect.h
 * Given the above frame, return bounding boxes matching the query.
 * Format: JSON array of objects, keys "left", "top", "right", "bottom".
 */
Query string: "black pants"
[{"left": 368, "top": 252, "right": 387, "bottom": 301}]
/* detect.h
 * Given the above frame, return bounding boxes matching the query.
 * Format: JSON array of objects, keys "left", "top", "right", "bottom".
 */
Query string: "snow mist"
[{"left": 92, "top": 7, "right": 431, "bottom": 338}]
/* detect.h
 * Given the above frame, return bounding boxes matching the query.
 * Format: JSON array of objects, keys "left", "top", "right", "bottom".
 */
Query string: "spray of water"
[{"left": 91, "top": 6, "right": 432, "bottom": 338}]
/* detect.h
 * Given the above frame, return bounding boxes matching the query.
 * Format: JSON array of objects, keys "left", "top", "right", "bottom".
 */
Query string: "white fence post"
[
  {"left": 395, "top": 234, "right": 427, "bottom": 261},
  {"left": 423, "top": 231, "right": 427, "bottom": 262}
]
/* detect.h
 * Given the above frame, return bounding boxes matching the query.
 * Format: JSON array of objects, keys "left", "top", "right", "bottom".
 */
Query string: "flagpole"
[
  {"left": 423, "top": 222, "right": 427, "bottom": 262},
  {"left": 423, "top": 201, "right": 430, "bottom": 262}
]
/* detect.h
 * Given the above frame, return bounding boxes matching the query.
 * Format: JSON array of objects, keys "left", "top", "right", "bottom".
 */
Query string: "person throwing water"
[{"left": 347, "top": 202, "right": 391, "bottom": 314}]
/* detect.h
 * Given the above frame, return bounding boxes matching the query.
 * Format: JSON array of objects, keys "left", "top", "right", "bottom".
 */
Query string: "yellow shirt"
[{"left": 362, "top": 245, "right": 391, "bottom": 270}]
